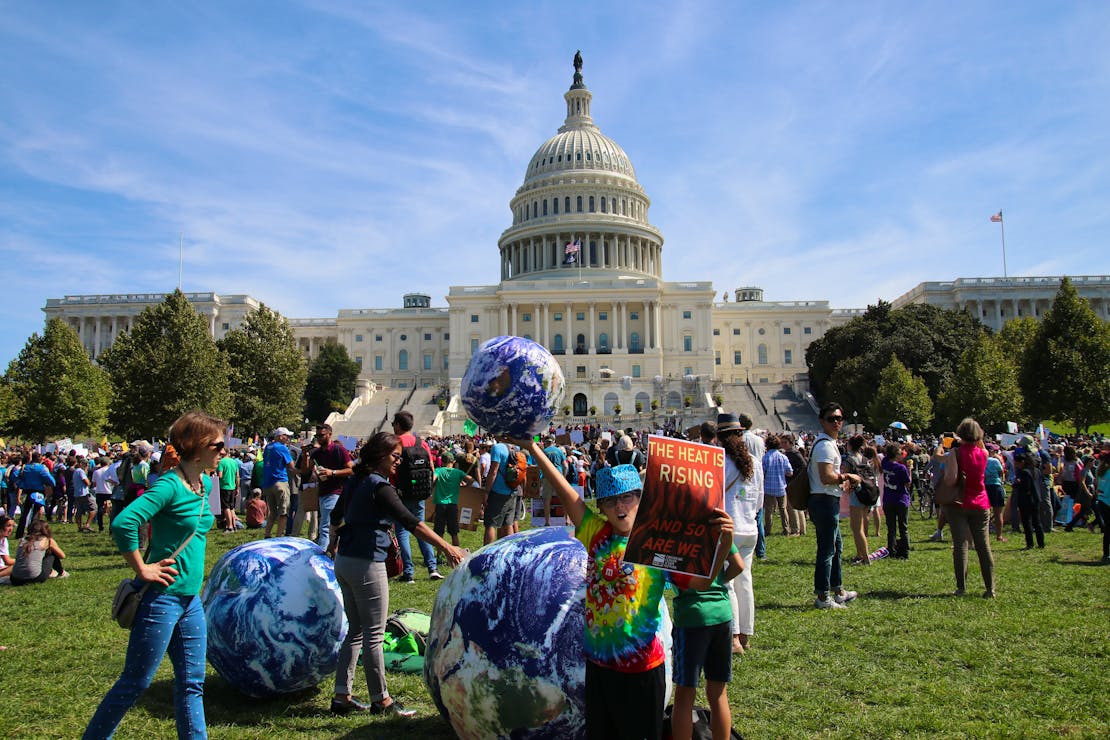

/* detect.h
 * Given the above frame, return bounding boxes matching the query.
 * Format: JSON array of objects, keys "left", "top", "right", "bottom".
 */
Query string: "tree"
[
  {"left": 99, "top": 290, "right": 232, "bottom": 439},
  {"left": 303, "top": 342, "right": 360, "bottom": 423},
  {"left": 865, "top": 356, "right": 933, "bottom": 433},
  {"left": 806, "top": 301, "right": 983, "bottom": 429},
  {"left": 218, "top": 304, "right": 307, "bottom": 437},
  {"left": 936, "top": 332, "right": 1024, "bottom": 432},
  {"left": 3, "top": 318, "right": 110, "bottom": 439},
  {"left": 1019, "top": 277, "right": 1110, "bottom": 432},
  {"left": 994, "top": 316, "right": 1039, "bottom": 360}
]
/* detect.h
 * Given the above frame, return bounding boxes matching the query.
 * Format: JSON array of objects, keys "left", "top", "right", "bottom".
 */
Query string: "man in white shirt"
[
  {"left": 807, "top": 403, "right": 861, "bottom": 609},
  {"left": 91, "top": 456, "right": 118, "bottom": 530},
  {"left": 738, "top": 414, "right": 767, "bottom": 558}
]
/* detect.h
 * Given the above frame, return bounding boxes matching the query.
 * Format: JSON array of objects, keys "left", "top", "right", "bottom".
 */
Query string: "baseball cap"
[{"left": 272, "top": 427, "right": 293, "bottom": 438}]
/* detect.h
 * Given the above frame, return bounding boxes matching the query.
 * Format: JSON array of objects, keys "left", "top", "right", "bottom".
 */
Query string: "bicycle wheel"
[{"left": 917, "top": 488, "right": 934, "bottom": 519}]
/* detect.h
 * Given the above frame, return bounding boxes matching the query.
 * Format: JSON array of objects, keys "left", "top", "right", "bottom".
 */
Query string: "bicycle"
[{"left": 916, "top": 480, "right": 935, "bottom": 520}]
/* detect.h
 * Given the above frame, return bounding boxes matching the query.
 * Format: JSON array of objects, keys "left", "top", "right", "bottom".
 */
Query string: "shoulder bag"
[
  {"left": 933, "top": 451, "right": 965, "bottom": 507},
  {"left": 112, "top": 492, "right": 205, "bottom": 629},
  {"left": 786, "top": 452, "right": 813, "bottom": 511}
]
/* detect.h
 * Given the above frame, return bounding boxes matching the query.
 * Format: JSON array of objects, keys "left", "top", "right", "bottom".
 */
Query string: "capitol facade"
[{"left": 43, "top": 59, "right": 1110, "bottom": 434}]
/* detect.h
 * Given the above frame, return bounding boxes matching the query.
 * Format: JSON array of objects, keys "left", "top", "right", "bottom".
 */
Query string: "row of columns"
[
  {"left": 962, "top": 296, "right": 1110, "bottom": 329},
  {"left": 500, "top": 233, "right": 661, "bottom": 279},
  {"left": 72, "top": 314, "right": 140, "bottom": 357},
  {"left": 497, "top": 300, "right": 669, "bottom": 354}
]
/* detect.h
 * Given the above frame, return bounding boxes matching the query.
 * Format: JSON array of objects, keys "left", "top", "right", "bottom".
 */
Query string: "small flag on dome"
[
  {"left": 564, "top": 238, "right": 580, "bottom": 264},
  {"left": 990, "top": 211, "right": 1002, "bottom": 223}
]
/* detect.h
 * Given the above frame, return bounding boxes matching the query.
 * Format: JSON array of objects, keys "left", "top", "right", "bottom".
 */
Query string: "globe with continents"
[
  {"left": 424, "top": 527, "right": 672, "bottom": 739},
  {"left": 460, "top": 335, "right": 565, "bottom": 438},
  {"left": 201, "top": 537, "right": 347, "bottom": 698}
]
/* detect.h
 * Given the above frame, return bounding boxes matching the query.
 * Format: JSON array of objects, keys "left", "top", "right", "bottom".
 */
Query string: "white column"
[
  {"left": 93, "top": 318, "right": 101, "bottom": 357},
  {"left": 500, "top": 304, "right": 508, "bottom": 334},
  {"left": 567, "top": 302, "right": 574, "bottom": 352},
  {"left": 588, "top": 303, "right": 596, "bottom": 354},
  {"left": 619, "top": 302, "right": 627, "bottom": 350},
  {"left": 542, "top": 303, "right": 550, "bottom": 346},
  {"left": 511, "top": 304, "right": 517, "bottom": 336},
  {"left": 995, "top": 301, "right": 1003, "bottom": 329}
]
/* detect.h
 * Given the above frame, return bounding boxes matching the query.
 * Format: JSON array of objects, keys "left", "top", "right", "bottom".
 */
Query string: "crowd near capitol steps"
[{"left": 2, "top": 406, "right": 1108, "bottom": 739}]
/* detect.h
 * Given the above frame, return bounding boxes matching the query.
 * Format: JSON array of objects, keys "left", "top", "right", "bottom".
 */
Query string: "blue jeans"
[
  {"left": 84, "top": 591, "right": 207, "bottom": 739},
  {"left": 755, "top": 508, "right": 766, "bottom": 558},
  {"left": 396, "top": 499, "right": 435, "bottom": 578},
  {"left": 810, "top": 494, "right": 843, "bottom": 597},
  {"left": 317, "top": 493, "right": 340, "bottom": 550}
]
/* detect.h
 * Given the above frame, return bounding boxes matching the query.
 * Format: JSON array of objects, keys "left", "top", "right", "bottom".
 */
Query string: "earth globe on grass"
[{"left": 460, "top": 335, "right": 566, "bottom": 438}]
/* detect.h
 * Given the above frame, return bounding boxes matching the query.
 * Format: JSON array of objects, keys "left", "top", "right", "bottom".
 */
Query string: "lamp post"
[{"left": 852, "top": 410, "right": 859, "bottom": 435}]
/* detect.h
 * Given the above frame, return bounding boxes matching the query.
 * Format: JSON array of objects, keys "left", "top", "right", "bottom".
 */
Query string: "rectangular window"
[
  {"left": 783, "top": 327, "right": 792, "bottom": 335},
  {"left": 355, "top": 334, "right": 364, "bottom": 342},
  {"left": 733, "top": 350, "right": 742, "bottom": 364},
  {"left": 715, "top": 351, "right": 721, "bottom": 365},
  {"left": 374, "top": 356, "right": 382, "bottom": 370},
  {"left": 684, "top": 367, "right": 693, "bottom": 376},
  {"left": 470, "top": 338, "right": 479, "bottom": 353},
  {"left": 443, "top": 356, "right": 449, "bottom": 370},
  {"left": 683, "top": 335, "right": 692, "bottom": 352},
  {"left": 470, "top": 314, "right": 479, "bottom": 323},
  {"left": 576, "top": 312, "right": 585, "bottom": 321},
  {"left": 630, "top": 311, "right": 639, "bottom": 320},
  {"left": 682, "top": 310, "right": 692, "bottom": 320},
  {"left": 785, "top": 349, "right": 793, "bottom": 365},
  {"left": 804, "top": 327, "right": 812, "bottom": 335},
  {"left": 221, "top": 322, "right": 230, "bottom": 330},
  {"left": 522, "top": 313, "right": 531, "bottom": 322},
  {"left": 732, "top": 328, "right": 741, "bottom": 336},
  {"left": 355, "top": 356, "right": 363, "bottom": 367},
  {"left": 554, "top": 312, "right": 563, "bottom": 321},
  {"left": 375, "top": 335, "right": 382, "bottom": 342},
  {"left": 424, "top": 333, "right": 432, "bottom": 341},
  {"left": 712, "top": 328, "right": 720, "bottom": 336},
  {"left": 423, "top": 354, "right": 432, "bottom": 370},
  {"left": 444, "top": 332, "right": 450, "bottom": 340},
  {"left": 576, "top": 365, "right": 586, "bottom": 379},
  {"left": 632, "top": 364, "right": 641, "bottom": 378},
  {"left": 599, "top": 311, "right": 608, "bottom": 321}
]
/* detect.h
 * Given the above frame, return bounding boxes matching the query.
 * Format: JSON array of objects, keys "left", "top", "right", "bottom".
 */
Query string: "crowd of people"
[{"left": 2, "top": 405, "right": 1107, "bottom": 739}]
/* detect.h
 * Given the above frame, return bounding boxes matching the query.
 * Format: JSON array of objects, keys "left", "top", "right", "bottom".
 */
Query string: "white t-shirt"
[
  {"left": 92, "top": 466, "right": 114, "bottom": 495},
  {"left": 479, "top": 452, "right": 491, "bottom": 479},
  {"left": 724, "top": 455, "right": 761, "bottom": 536},
  {"left": 808, "top": 433, "right": 842, "bottom": 497},
  {"left": 743, "top": 430, "right": 766, "bottom": 496},
  {"left": 0, "top": 536, "right": 9, "bottom": 560}
]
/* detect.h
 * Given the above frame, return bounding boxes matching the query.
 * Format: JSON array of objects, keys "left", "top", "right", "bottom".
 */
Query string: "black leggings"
[
  {"left": 885, "top": 503, "right": 909, "bottom": 557},
  {"left": 1018, "top": 496, "right": 1044, "bottom": 548},
  {"left": 10, "top": 553, "right": 64, "bottom": 585},
  {"left": 1095, "top": 500, "right": 1110, "bottom": 559}
]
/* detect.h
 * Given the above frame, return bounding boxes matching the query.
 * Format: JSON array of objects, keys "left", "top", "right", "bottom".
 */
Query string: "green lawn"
[
  {"left": 1, "top": 509, "right": 1106, "bottom": 739},
  {"left": 1042, "top": 420, "right": 1110, "bottom": 436}
]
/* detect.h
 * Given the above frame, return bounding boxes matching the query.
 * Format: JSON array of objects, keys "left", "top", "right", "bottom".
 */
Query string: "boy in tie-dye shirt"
[{"left": 522, "top": 442, "right": 733, "bottom": 739}]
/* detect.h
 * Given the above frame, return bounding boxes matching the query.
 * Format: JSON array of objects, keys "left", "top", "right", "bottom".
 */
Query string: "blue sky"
[{"left": 2, "top": 1, "right": 1108, "bottom": 366}]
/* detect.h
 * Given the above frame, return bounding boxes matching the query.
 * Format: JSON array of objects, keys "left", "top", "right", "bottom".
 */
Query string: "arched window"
[
  {"left": 630, "top": 332, "right": 641, "bottom": 351},
  {"left": 565, "top": 196, "right": 571, "bottom": 212},
  {"left": 398, "top": 349, "right": 408, "bottom": 370},
  {"left": 553, "top": 199, "right": 558, "bottom": 215},
  {"left": 576, "top": 151, "right": 581, "bottom": 161},
  {"left": 573, "top": 393, "right": 588, "bottom": 416},
  {"left": 589, "top": 196, "right": 595, "bottom": 212},
  {"left": 598, "top": 333, "right": 609, "bottom": 351},
  {"left": 532, "top": 202, "right": 538, "bottom": 219},
  {"left": 542, "top": 200, "right": 548, "bottom": 216},
  {"left": 553, "top": 334, "right": 564, "bottom": 352},
  {"left": 600, "top": 197, "right": 607, "bottom": 213},
  {"left": 604, "top": 392, "right": 619, "bottom": 414},
  {"left": 666, "top": 390, "right": 682, "bottom": 409},
  {"left": 576, "top": 196, "right": 583, "bottom": 213},
  {"left": 757, "top": 343, "right": 768, "bottom": 365},
  {"left": 576, "top": 333, "right": 586, "bottom": 354}
]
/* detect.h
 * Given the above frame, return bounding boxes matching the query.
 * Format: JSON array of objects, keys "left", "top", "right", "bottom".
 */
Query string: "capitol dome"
[{"left": 498, "top": 54, "right": 664, "bottom": 282}]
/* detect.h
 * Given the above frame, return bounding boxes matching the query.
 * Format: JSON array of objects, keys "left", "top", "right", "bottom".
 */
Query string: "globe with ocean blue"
[
  {"left": 424, "top": 527, "right": 672, "bottom": 738},
  {"left": 201, "top": 537, "right": 347, "bottom": 697},
  {"left": 460, "top": 335, "right": 565, "bottom": 438}
]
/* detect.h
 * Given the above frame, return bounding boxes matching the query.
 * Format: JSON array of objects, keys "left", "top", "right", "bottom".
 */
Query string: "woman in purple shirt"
[{"left": 881, "top": 443, "right": 911, "bottom": 559}]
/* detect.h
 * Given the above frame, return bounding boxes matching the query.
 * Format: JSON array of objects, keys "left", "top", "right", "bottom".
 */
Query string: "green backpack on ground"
[{"left": 381, "top": 608, "right": 431, "bottom": 674}]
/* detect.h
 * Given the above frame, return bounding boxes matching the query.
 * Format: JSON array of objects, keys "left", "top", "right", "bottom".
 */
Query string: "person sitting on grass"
[
  {"left": 671, "top": 541, "right": 745, "bottom": 740},
  {"left": 245, "top": 488, "right": 268, "bottom": 529},
  {"left": 10, "top": 519, "right": 67, "bottom": 585},
  {"left": 0, "top": 515, "right": 14, "bottom": 580},
  {"left": 521, "top": 439, "right": 734, "bottom": 740}
]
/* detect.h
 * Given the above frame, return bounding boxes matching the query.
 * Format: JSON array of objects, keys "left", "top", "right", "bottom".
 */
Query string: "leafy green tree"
[
  {"left": 3, "top": 318, "right": 110, "bottom": 439},
  {"left": 937, "top": 332, "right": 1024, "bottom": 432},
  {"left": 994, "top": 316, "right": 1039, "bottom": 360},
  {"left": 218, "top": 304, "right": 307, "bottom": 437},
  {"left": 1019, "top": 277, "right": 1110, "bottom": 432},
  {"left": 865, "top": 356, "right": 933, "bottom": 433},
  {"left": 99, "top": 289, "right": 232, "bottom": 439},
  {"left": 806, "top": 301, "right": 983, "bottom": 429},
  {"left": 303, "top": 342, "right": 360, "bottom": 423}
]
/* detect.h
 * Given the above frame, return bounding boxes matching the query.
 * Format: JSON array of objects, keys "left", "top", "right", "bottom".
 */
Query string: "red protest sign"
[{"left": 624, "top": 435, "right": 726, "bottom": 578}]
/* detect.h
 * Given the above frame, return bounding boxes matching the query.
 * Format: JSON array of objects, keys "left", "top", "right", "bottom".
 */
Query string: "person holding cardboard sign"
[{"left": 520, "top": 438, "right": 733, "bottom": 739}]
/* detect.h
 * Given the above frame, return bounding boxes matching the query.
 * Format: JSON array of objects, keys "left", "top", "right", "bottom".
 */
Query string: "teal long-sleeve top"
[{"left": 111, "top": 470, "right": 214, "bottom": 597}]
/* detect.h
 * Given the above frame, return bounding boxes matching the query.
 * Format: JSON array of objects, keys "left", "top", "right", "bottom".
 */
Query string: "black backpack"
[{"left": 396, "top": 435, "right": 435, "bottom": 502}]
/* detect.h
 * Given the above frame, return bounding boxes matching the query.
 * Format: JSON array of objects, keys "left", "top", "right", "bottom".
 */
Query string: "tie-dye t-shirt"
[{"left": 575, "top": 508, "right": 667, "bottom": 673}]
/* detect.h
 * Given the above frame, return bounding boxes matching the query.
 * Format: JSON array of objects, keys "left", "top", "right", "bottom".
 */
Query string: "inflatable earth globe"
[
  {"left": 460, "top": 335, "right": 565, "bottom": 438},
  {"left": 201, "top": 537, "right": 347, "bottom": 697},
  {"left": 424, "top": 527, "right": 672, "bottom": 739}
]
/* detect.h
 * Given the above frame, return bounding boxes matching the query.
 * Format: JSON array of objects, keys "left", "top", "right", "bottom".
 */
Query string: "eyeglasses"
[
  {"left": 825, "top": 416, "right": 844, "bottom": 423},
  {"left": 600, "top": 493, "right": 639, "bottom": 508},
  {"left": 208, "top": 440, "right": 226, "bottom": 451},
  {"left": 390, "top": 452, "right": 403, "bottom": 461}
]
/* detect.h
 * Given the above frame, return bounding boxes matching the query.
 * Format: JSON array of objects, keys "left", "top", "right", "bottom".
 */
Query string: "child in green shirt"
[{"left": 432, "top": 455, "right": 474, "bottom": 547}]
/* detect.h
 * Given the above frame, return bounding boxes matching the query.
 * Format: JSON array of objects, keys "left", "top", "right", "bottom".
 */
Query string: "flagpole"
[
  {"left": 178, "top": 232, "right": 184, "bottom": 289},
  {"left": 578, "top": 236, "right": 582, "bottom": 282},
  {"left": 999, "top": 212, "right": 1007, "bottom": 279}
]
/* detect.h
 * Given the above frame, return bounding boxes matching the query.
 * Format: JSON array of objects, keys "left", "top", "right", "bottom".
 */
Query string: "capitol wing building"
[{"left": 43, "top": 59, "right": 1110, "bottom": 437}]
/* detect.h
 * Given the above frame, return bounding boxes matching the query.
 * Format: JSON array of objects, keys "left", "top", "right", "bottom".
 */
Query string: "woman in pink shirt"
[{"left": 941, "top": 418, "right": 995, "bottom": 597}]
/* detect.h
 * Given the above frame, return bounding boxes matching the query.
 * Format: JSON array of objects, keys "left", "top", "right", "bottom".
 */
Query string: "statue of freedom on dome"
[{"left": 572, "top": 50, "right": 584, "bottom": 87}]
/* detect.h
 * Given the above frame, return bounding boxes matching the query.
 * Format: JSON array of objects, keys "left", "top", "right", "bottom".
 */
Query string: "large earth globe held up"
[
  {"left": 460, "top": 335, "right": 565, "bottom": 438},
  {"left": 201, "top": 537, "right": 347, "bottom": 698},
  {"left": 424, "top": 527, "right": 673, "bottom": 739}
]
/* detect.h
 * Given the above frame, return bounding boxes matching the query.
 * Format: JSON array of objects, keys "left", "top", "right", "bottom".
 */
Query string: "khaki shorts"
[{"left": 264, "top": 482, "right": 291, "bottom": 516}]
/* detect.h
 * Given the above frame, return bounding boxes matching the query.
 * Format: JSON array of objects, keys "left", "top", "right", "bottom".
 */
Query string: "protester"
[
  {"left": 0, "top": 514, "right": 13, "bottom": 579},
  {"left": 10, "top": 519, "right": 67, "bottom": 585},
  {"left": 1061, "top": 446, "right": 1093, "bottom": 531},
  {"left": 245, "top": 489, "right": 268, "bottom": 529},
  {"left": 761, "top": 435, "right": 792, "bottom": 537},
  {"left": 390, "top": 412, "right": 441, "bottom": 581},
  {"left": 15, "top": 452, "right": 56, "bottom": 539},
  {"left": 1094, "top": 452, "right": 1110, "bottom": 562},
  {"left": 83, "top": 411, "right": 223, "bottom": 739},
  {"left": 431, "top": 453, "right": 474, "bottom": 547},
  {"left": 301, "top": 423, "right": 354, "bottom": 550},
  {"left": 262, "top": 427, "right": 296, "bottom": 538},
  {"left": 325, "top": 432, "right": 464, "bottom": 718},
  {"left": 880, "top": 443, "right": 911, "bottom": 559},
  {"left": 808, "top": 403, "right": 861, "bottom": 609},
  {"left": 215, "top": 446, "right": 240, "bottom": 533},
  {"left": 1012, "top": 450, "right": 1044, "bottom": 550},
  {"left": 72, "top": 458, "right": 96, "bottom": 533},
  {"left": 984, "top": 446, "right": 1008, "bottom": 542},
  {"left": 942, "top": 418, "right": 995, "bottom": 598},
  {"left": 780, "top": 434, "right": 807, "bottom": 536},
  {"left": 717, "top": 413, "right": 761, "bottom": 655},
  {"left": 843, "top": 435, "right": 875, "bottom": 565}
]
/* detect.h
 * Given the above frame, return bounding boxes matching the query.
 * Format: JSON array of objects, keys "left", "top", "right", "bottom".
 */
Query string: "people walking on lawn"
[
  {"left": 84, "top": 410, "right": 223, "bottom": 739},
  {"left": 941, "top": 418, "right": 995, "bottom": 598}
]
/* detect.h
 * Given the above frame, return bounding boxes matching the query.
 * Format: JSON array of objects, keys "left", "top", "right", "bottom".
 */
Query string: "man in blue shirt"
[
  {"left": 16, "top": 452, "right": 57, "bottom": 538},
  {"left": 482, "top": 439, "right": 518, "bottom": 545},
  {"left": 263, "top": 427, "right": 296, "bottom": 538},
  {"left": 541, "top": 436, "right": 568, "bottom": 525}
]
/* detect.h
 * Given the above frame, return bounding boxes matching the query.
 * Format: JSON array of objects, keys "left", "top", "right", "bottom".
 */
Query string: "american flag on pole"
[
  {"left": 990, "top": 211, "right": 1002, "bottom": 223},
  {"left": 564, "top": 238, "right": 580, "bottom": 264}
]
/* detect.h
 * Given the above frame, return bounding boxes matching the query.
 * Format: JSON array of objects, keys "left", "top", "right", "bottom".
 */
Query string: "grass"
[
  {"left": 1041, "top": 420, "right": 1110, "bottom": 436},
  {"left": 1, "top": 506, "right": 1106, "bottom": 739}
]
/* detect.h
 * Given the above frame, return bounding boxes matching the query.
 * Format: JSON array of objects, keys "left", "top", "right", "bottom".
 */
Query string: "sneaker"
[
  {"left": 399, "top": 576, "right": 416, "bottom": 585},
  {"left": 982, "top": 590, "right": 996, "bottom": 599},
  {"left": 57, "top": 570, "right": 70, "bottom": 579},
  {"left": 814, "top": 596, "right": 847, "bottom": 609},
  {"left": 833, "top": 589, "right": 858, "bottom": 604},
  {"left": 370, "top": 700, "right": 416, "bottom": 718},
  {"left": 429, "top": 571, "right": 444, "bottom": 581},
  {"left": 952, "top": 588, "right": 965, "bottom": 596},
  {"left": 928, "top": 531, "right": 944, "bottom": 542}
]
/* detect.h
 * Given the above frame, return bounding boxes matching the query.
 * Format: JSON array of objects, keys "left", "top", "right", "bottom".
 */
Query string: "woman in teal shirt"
[{"left": 85, "top": 411, "right": 225, "bottom": 740}]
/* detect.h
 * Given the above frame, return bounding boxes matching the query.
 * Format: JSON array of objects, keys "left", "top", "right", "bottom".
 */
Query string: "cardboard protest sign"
[
  {"left": 531, "top": 496, "right": 568, "bottom": 527},
  {"left": 624, "top": 435, "right": 726, "bottom": 578}
]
